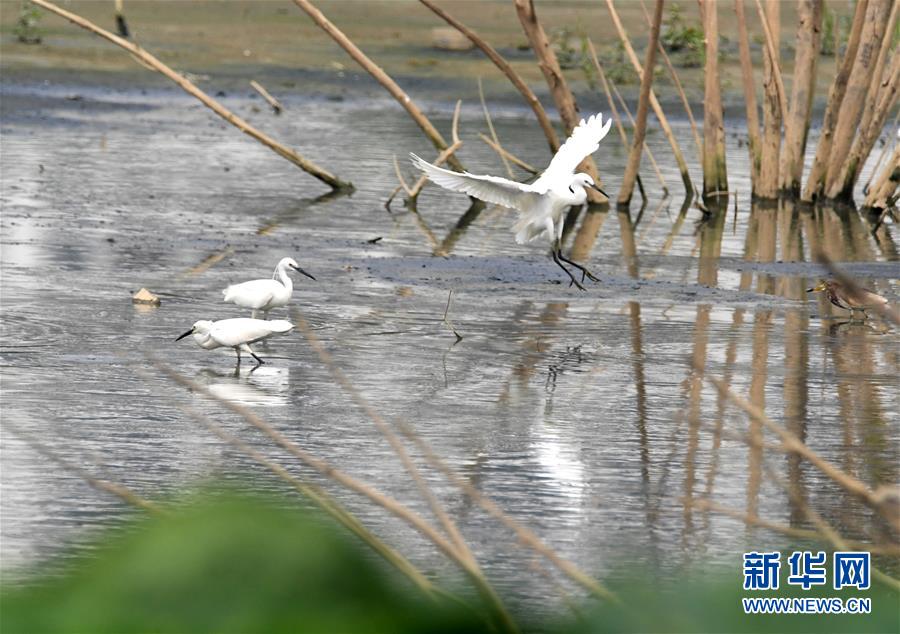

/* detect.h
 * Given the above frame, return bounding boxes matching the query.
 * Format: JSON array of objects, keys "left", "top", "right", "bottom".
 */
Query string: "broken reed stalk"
[
  {"left": 5, "top": 421, "right": 161, "bottom": 515},
  {"left": 845, "top": 48, "right": 900, "bottom": 189},
  {"left": 619, "top": 0, "right": 664, "bottom": 206},
  {"left": 180, "top": 404, "right": 439, "bottom": 598},
  {"left": 863, "top": 110, "right": 898, "bottom": 193},
  {"left": 701, "top": 0, "right": 728, "bottom": 197},
  {"left": 478, "top": 78, "right": 513, "bottom": 178},
  {"left": 691, "top": 499, "right": 899, "bottom": 555},
  {"left": 418, "top": 0, "right": 559, "bottom": 153},
  {"left": 608, "top": 52, "right": 669, "bottom": 196},
  {"left": 778, "top": 0, "right": 822, "bottom": 196},
  {"left": 586, "top": 37, "right": 655, "bottom": 195},
  {"left": 250, "top": 79, "right": 284, "bottom": 114},
  {"left": 764, "top": 464, "right": 900, "bottom": 591},
  {"left": 441, "top": 290, "right": 463, "bottom": 341},
  {"left": 802, "top": 0, "right": 869, "bottom": 202},
  {"left": 755, "top": 0, "right": 785, "bottom": 199},
  {"left": 153, "top": 358, "right": 518, "bottom": 634},
  {"left": 478, "top": 134, "right": 539, "bottom": 174},
  {"left": 30, "top": 0, "right": 352, "bottom": 190},
  {"left": 290, "top": 312, "right": 475, "bottom": 562},
  {"left": 292, "top": 0, "right": 463, "bottom": 172},
  {"left": 605, "top": 0, "right": 693, "bottom": 195},
  {"left": 408, "top": 100, "right": 463, "bottom": 198},
  {"left": 704, "top": 374, "right": 889, "bottom": 515},
  {"left": 734, "top": 0, "right": 762, "bottom": 189},
  {"left": 594, "top": 46, "right": 668, "bottom": 195},
  {"left": 824, "top": 0, "right": 893, "bottom": 200},
  {"left": 394, "top": 419, "right": 619, "bottom": 604},
  {"left": 512, "top": 0, "right": 604, "bottom": 200},
  {"left": 640, "top": 0, "right": 702, "bottom": 163},
  {"left": 288, "top": 315, "right": 517, "bottom": 633},
  {"left": 863, "top": 144, "right": 900, "bottom": 210}
]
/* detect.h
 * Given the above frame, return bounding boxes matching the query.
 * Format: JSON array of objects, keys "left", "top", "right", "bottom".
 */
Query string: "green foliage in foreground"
[{"left": 2, "top": 491, "right": 898, "bottom": 634}]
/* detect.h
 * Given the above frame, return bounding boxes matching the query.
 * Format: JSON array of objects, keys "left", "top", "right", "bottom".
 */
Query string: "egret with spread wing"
[{"left": 411, "top": 113, "right": 612, "bottom": 289}]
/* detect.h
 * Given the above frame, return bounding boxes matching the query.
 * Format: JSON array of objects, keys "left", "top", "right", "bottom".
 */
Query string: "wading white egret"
[
  {"left": 411, "top": 113, "right": 613, "bottom": 289},
  {"left": 176, "top": 318, "right": 294, "bottom": 365},
  {"left": 223, "top": 257, "right": 315, "bottom": 318}
]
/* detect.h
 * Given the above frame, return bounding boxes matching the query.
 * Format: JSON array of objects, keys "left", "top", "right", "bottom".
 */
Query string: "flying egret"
[
  {"left": 223, "top": 257, "right": 315, "bottom": 318},
  {"left": 806, "top": 280, "right": 888, "bottom": 318},
  {"left": 411, "top": 113, "right": 613, "bottom": 290},
  {"left": 176, "top": 318, "right": 294, "bottom": 365}
]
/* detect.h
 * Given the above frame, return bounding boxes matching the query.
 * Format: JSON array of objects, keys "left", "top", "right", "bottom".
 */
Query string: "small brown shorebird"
[{"left": 806, "top": 280, "right": 888, "bottom": 318}]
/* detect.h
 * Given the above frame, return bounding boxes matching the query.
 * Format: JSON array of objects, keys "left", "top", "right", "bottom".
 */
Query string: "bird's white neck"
[{"left": 275, "top": 263, "right": 294, "bottom": 291}]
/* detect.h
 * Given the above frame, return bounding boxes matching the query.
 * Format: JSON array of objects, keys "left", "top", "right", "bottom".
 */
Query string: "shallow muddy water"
[{"left": 1, "top": 78, "right": 898, "bottom": 610}]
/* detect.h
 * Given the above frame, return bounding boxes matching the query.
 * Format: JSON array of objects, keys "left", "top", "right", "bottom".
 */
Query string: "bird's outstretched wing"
[
  {"left": 531, "top": 113, "right": 612, "bottom": 191},
  {"left": 410, "top": 153, "right": 540, "bottom": 210}
]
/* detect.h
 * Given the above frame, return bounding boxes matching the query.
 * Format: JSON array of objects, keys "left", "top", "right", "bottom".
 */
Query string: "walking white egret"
[
  {"left": 411, "top": 113, "right": 613, "bottom": 289},
  {"left": 223, "top": 257, "right": 315, "bottom": 318},
  {"left": 176, "top": 318, "right": 294, "bottom": 365}
]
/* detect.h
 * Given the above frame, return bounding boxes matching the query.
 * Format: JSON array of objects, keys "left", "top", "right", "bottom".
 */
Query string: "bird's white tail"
[
  {"left": 222, "top": 286, "right": 234, "bottom": 301},
  {"left": 268, "top": 320, "right": 294, "bottom": 334}
]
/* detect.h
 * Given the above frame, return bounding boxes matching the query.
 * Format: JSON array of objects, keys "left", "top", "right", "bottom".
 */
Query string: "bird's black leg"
[
  {"left": 557, "top": 250, "right": 600, "bottom": 283},
  {"left": 552, "top": 247, "right": 585, "bottom": 291},
  {"left": 250, "top": 350, "right": 265, "bottom": 365}
]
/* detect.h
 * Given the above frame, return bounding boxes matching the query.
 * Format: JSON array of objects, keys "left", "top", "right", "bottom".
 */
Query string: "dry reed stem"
[
  {"left": 802, "top": 0, "right": 869, "bottom": 201},
  {"left": 30, "top": 0, "right": 351, "bottom": 190},
  {"left": 4, "top": 421, "right": 161, "bottom": 515},
  {"left": 842, "top": 0, "right": 899, "bottom": 187},
  {"left": 289, "top": 314, "right": 476, "bottom": 564},
  {"left": 478, "top": 78, "right": 513, "bottom": 178},
  {"left": 587, "top": 35, "right": 649, "bottom": 206},
  {"left": 734, "top": 0, "right": 761, "bottom": 189},
  {"left": 150, "top": 359, "right": 509, "bottom": 613},
  {"left": 756, "top": 0, "right": 784, "bottom": 198},
  {"left": 863, "top": 143, "right": 900, "bottom": 209},
  {"left": 863, "top": 110, "right": 898, "bottom": 194},
  {"left": 292, "top": 0, "right": 463, "bottom": 172},
  {"left": 179, "top": 404, "right": 438, "bottom": 598},
  {"left": 704, "top": 375, "right": 888, "bottom": 518},
  {"left": 764, "top": 465, "right": 900, "bottom": 591},
  {"left": 824, "top": 0, "right": 892, "bottom": 199},
  {"left": 691, "top": 499, "right": 900, "bottom": 556},
  {"left": 640, "top": 0, "right": 702, "bottom": 163},
  {"left": 607, "top": 75, "right": 667, "bottom": 193},
  {"left": 419, "top": 0, "right": 559, "bottom": 153},
  {"left": 441, "top": 290, "right": 464, "bottom": 341},
  {"left": 393, "top": 155, "right": 414, "bottom": 197},
  {"left": 287, "top": 316, "right": 517, "bottom": 633},
  {"left": 619, "top": 0, "right": 664, "bottom": 206},
  {"left": 409, "top": 100, "right": 464, "bottom": 198},
  {"left": 250, "top": 79, "right": 284, "bottom": 114},
  {"left": 753, "top": 0, "right": 789, "bottom": 122},
  {"left": 701, "top": 0, "right": 728, "bottom": 196},
  {"left": 478, "top": 134, "right": 539, "bottom": 174},
  {"left": 513, "top": 0, "right": 603, "bottom": 198},
  {"left": 779, "top": 0, "right": 822, "bottom": 195},
  {"left": 393, "top": 420, "right": 619, "bottom": 604},
  {"left": 605, "top": 0, "right": 693, "bottom": 194},
  {"left": 846, "top": 51, "right": 900, "bottom": 188}
]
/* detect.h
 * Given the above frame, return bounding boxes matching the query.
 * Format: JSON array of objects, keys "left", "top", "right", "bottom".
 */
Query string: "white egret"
[
  {"left": 411, "top": 113, "right": 613, "bottom": 289},
  {"left": 223, "top": 257, "right": 315, "bottom": 318},
  {"left": 176, "top": 318, "right": 294, "bottom": 365}
]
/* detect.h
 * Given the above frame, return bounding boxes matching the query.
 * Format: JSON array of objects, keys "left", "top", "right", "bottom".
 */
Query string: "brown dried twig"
[{"left": 30, "top": 0, "right": 351, "bottom": 191}]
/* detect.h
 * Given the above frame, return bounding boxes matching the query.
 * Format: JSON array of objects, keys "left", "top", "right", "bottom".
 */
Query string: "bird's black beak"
[
  {"left": 175, "top": 329, "right": 193, "bottom": 342},
  {"left": 591, "top": 183, "right": 609, "bottom": 198},
  {"left": 291, "top": 264, "right": 316, "bottom": 281}
]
